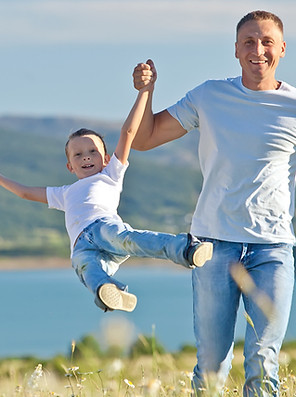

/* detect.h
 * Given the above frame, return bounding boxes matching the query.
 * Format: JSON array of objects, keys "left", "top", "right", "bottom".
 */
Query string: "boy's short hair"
[
  {"left": 65, "top": 128, "right": 108, "bottom": 159},
  {"left": 236, "top": 10, "right": 284, "bottom": 38}
]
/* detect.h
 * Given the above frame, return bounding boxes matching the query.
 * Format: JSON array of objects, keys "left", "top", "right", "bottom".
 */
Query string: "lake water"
[{"left": 0, "top": 264, "right": 295, "bottom": 358}]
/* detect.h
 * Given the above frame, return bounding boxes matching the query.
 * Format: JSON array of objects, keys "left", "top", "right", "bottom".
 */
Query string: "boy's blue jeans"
[
  {"left": 191, "top": 239, "right": 294, "bottom": 397},
  {"left": 72, "top": 217, "right": 189, "bottom": 310}
]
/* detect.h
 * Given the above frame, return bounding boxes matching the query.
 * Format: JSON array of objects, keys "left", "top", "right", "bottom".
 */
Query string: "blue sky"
[{"left": 0, "top": 0, "right": 295, "bottom": 121}]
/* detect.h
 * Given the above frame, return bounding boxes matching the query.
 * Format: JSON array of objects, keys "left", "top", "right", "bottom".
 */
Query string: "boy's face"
[{"left": 66, "top": 135, "right": 110, "bottom": 179}]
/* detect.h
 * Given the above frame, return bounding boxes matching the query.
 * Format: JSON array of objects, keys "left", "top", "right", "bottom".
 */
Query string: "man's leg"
[
  {"left": 191, "top": 239, "right": 243, "bottom": 395},
  {"left": 242, "top": 243, "right": 294, "bottom": 397}
]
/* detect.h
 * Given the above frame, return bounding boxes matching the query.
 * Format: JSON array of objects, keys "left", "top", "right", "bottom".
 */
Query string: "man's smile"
[{"left": 250, "top": 60, "right": 267, "bottom": 64}]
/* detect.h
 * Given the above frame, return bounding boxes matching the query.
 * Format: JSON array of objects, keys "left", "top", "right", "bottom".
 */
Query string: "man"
[{"left": 132, "top": 10, "right": 296, "bottom": 397}]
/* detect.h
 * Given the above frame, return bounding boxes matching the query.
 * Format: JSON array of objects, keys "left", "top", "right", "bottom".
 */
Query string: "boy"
[{"left": 0, "top": 85, "right": 213, "bottom": 312}]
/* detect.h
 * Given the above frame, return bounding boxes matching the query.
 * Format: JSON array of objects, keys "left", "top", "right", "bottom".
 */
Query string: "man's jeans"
[
  {"left": 72, "top": 217, "right": 189, "bottom": 310},
  {"left": 191, "top": 239, "right": 294, "bottom": 397}
]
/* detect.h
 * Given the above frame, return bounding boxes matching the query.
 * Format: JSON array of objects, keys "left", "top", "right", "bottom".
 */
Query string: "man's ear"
[
  {"left": 235, "top": 42, "right": 238, "bottom": 59},
  {"left": 280, "top": 40, "right": 286, "bottom": 58},
  {"left": 67, "top": 162, "right": 74, "bottom": 173}
]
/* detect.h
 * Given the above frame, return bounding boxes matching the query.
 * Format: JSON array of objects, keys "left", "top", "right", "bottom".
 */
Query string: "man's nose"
[{"left": 254, "top": 40, "right": 265, "bottom": 56}]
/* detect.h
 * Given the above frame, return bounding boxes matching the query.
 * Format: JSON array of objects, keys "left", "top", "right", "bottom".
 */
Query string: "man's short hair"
[
  {"left": 65, "top": 128, "right": 108, "bottom": 159},
  {"left": 236, "top": 10, "right": 284, "bottom": 38}
]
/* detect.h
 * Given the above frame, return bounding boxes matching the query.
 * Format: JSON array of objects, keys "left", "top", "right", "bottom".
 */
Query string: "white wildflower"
[
  {"left": 124, "top": 378, "right": 135, "bottom": 388},
  {"left": 68, "top": 366, "right": 79, "bottom": 372},
  {"left": 27, "top": 364, "right": 43, "bottom": 390},
  {"left": 182, "top": 371, "right": 194, "bottom": 381}
]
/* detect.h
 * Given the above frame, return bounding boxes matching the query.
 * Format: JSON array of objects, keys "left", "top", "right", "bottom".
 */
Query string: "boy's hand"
[{"left": 133, "top": 59, "right": 157, "bottom": 91}]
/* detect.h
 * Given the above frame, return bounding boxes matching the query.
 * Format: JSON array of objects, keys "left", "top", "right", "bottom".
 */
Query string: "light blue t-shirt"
[{"left": 168, "top": 76, "right": 296, "bottom": 244}]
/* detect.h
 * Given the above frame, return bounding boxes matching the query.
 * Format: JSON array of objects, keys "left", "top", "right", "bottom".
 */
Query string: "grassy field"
[
  {"left": 1, "top": 339, "right": 296, "bottom": 396},
  {"left": 0, "top": 259, "right": 295, "bottom": 396}
]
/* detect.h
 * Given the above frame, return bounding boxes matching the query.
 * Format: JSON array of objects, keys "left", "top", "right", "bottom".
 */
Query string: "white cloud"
[{"left": 0, "top": 0, "right": 295, "bottom": 46}]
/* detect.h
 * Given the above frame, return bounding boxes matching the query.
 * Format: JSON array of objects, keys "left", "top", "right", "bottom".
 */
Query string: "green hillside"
[{"left": 0, "top": 120, "right": 202, "bottom": 257}]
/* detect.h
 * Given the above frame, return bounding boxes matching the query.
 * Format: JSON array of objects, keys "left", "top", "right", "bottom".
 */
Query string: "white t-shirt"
[
  {"left": 168, "top": 76, "right": 296, "bottom": 244},
  {"left": 46, "top": 154, "right": 128, "bottom": 254}
]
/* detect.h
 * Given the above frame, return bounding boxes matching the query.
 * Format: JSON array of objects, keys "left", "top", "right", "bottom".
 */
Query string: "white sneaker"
[
  {"left": 185, "top": 234, "right": 213, "bottom": 268},
  {"left": 98, "top": 283, "right": 137, "bottom": 312},
  {"left": 190, "top": 242, "right": 213, "bottom": 268}
]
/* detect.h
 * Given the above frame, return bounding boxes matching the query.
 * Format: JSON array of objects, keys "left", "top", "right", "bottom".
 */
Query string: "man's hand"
[{"left": 133, "top": 59, "right": 157, "bottom": 91}]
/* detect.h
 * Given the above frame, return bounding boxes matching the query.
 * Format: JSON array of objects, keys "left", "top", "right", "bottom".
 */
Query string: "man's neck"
[{"left": 242, "top": 76, "right": 281, "bottom": 91}]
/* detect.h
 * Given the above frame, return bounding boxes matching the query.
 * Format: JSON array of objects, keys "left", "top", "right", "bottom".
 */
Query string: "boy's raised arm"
[
  {"left": 0, "top": 173, "right": 48, "bottom": 203},
  {"left": 114, "top": 85, "right": 151, "bottom": 165},
  {"left": 131, "top": 59, "right": 187, "bottom": 151}
]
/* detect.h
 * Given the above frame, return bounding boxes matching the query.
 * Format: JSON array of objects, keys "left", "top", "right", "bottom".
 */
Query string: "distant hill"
[
  {"left": 0, "top": 115, "right": 202, "bottom": 257},
  {"left": 0, "top": 115, "right": 201, "bottom": 168},
  {"left": 0, "top": 114, "right": 121, "bottom": 141}
]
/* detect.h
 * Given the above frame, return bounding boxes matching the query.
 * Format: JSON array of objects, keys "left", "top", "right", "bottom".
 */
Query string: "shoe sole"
[
  {"left": 192, "top": 242, "right": 213, "bottom": 267},
  {"left": 98, "top": 283, "right": 137, "bottom": 312}
]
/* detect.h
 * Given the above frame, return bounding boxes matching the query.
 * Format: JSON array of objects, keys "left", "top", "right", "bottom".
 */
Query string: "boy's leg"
[
  {"left": 242, "top": 243, "right": 294, "bottom": 397},
  {"left": 72, "top": 218, "right": 213, "bottom": 311},
  {"left": 94, "top": 217, "right": 212, "bottom": 268},
  {"left": 191, "top": 239, "right": 242, "bottom": 395},
  {"left": 72, "top": 229, "right": 136, "bottom": 312}
]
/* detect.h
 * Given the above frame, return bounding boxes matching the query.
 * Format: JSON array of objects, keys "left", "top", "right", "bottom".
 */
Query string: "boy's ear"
[
  {"left": 66, "top": 162, "right": 75, "bottom": 173},
  {"left": 104, "top": 153, "right": 111, "bottom": 165}
]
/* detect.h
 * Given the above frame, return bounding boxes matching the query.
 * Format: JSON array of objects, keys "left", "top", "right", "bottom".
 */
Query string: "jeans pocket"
[
  {"left": 196, "top": 236, "right": 217, "bottom": 246},
  {"left": 269, "top": 242, "right": 292, "bottom": 249},
  {"left": 83, "top": 230, "right": 94, "bottom": 245}
]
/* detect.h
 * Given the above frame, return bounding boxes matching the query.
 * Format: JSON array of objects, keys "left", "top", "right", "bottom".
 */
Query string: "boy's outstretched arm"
[
  {"left": 0, "top": 173, "right": 47, "bottom": 203},
  {"left": 115, "top": 85, "right": 151, "bottom": 165}
]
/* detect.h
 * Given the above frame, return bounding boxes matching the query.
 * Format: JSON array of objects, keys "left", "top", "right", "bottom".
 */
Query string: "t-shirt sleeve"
[
  {"left": 167, "top": 87, "right": 201, "bottom": 132},
  {"left": 103, "top": 153, "right": 128, "bottom": 184},
  {"left": 46, "top": 186, "right": 67, "bottom": 211}
]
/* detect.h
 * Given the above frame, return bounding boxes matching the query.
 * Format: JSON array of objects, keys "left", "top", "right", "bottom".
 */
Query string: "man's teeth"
[{"left": 251, "top": 60, "right": 266, "bottom": 64}]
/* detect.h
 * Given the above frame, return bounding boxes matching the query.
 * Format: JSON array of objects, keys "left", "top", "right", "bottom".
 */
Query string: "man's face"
[
  {"left": 235, "top": 19, "right": 286, "bottom": 90},
  {"left": 66, "top": 135, "right": 110, "bottom": 179}
]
